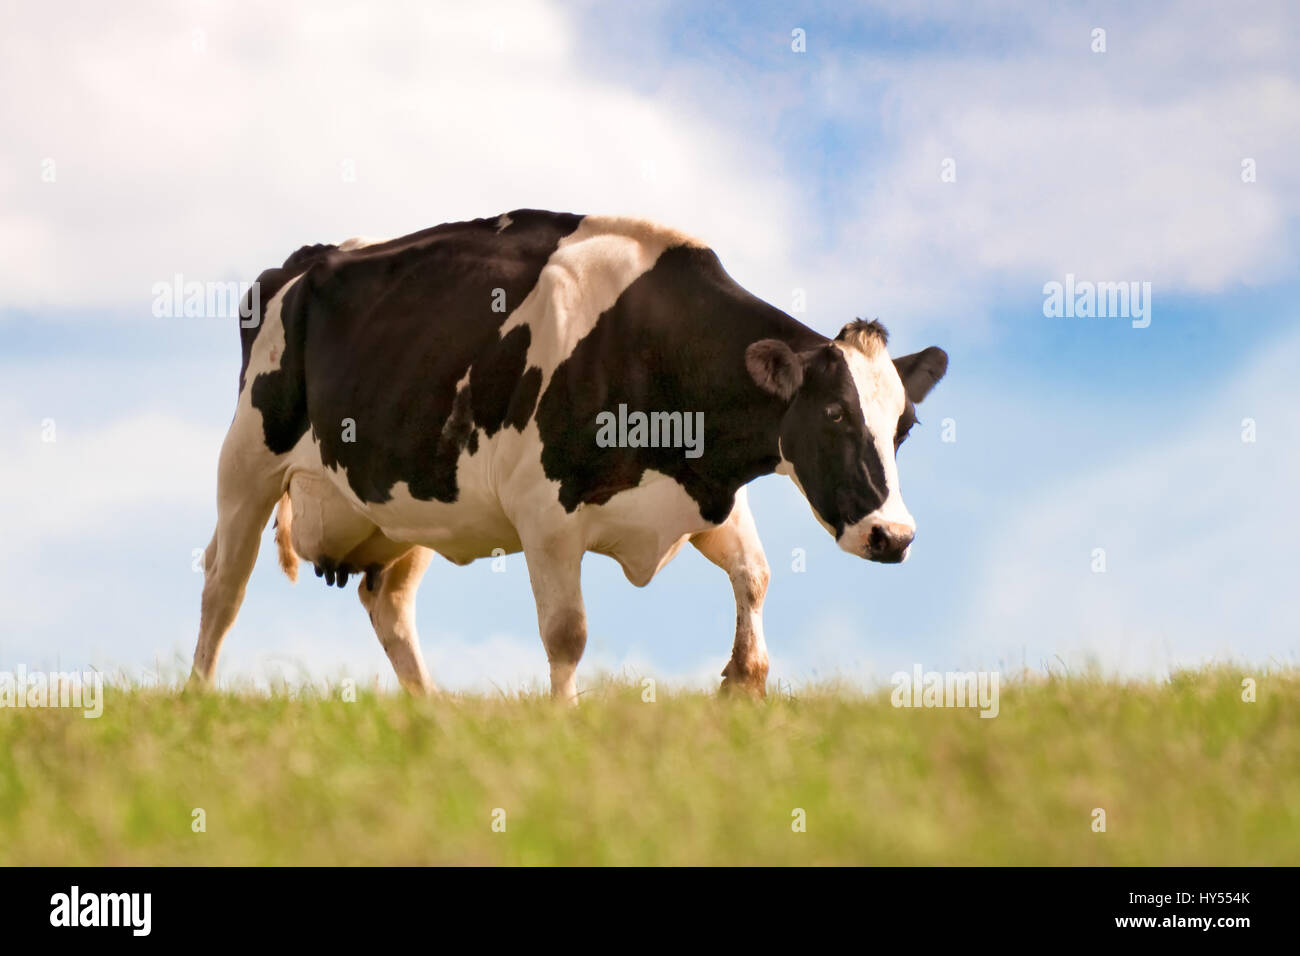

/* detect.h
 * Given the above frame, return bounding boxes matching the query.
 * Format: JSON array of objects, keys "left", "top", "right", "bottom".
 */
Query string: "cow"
[{"left": 190, "top": 210, "right": 948, "bottom": 702}]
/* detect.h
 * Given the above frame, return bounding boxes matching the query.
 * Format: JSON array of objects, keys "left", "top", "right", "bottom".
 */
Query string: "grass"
[{"left": 1, "top": 666, "right": 1297, "bottom": 865}]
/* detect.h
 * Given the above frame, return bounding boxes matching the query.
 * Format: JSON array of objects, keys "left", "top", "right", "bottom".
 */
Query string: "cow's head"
[{"left": 746, "top": 319, "right": 947, "bottom": 563}]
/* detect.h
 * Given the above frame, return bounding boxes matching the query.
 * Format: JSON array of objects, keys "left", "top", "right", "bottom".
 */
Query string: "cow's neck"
[{"left": 672, "top": 280, "right": 826, "bottom": 523}]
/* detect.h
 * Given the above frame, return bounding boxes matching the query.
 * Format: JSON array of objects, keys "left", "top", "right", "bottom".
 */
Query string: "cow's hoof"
[
  {"left": 182, "top": 673, "right": 212, "bottom": 696},
  {"left": 719, "top": 674, "right": 767, "bottom": 700},
  {"left": 720, "top": 657, "right": 769, "bottom": 699}
]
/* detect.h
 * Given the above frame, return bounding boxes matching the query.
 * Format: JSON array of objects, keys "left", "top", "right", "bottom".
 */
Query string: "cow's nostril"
[{"left": 866, "top": 522, "right": 914, "bottom": 560}]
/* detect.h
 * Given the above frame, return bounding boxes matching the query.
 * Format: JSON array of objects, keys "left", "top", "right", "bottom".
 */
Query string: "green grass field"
[{"left": 1, "top": 666, "right": 1296, "bottom": 865}]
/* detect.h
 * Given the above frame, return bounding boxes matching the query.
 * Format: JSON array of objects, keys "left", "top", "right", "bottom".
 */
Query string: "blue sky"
[{"left": 1, "top": 0, "right": 1297, "bottom": 689}]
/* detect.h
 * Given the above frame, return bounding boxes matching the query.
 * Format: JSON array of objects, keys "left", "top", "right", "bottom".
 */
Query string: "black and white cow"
[{"left": 191, "top": 210, "right": 947, "bottom": 701}]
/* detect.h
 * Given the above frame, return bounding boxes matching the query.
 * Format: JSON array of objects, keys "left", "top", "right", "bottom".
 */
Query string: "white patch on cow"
[
  {"left": 497, "top": 215, "right": 706, "bottom": 386},
  {"left": 242, "top": 278, "right": 296, "bottom": 381},
  {"left": 832, "top": 341, "right": 915, "bottom": 557},
  {"left": 495, "top": 213, "right": 513, "bottom": 233},
  {"left": 337, "top": 235, "right": 388, "bottom": 251}
]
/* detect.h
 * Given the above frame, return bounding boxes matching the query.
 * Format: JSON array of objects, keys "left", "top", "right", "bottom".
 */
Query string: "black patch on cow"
[
  {"left": 246, "top": 209, "right": 583, "bottom": 502},
  {"left": 237, "top": 243, "right": 338, "bottom": 395},
  {"left": 430, "top": 384, "right": 476, "bottom": 501},
  {"left": 470, "top": 323, "right": 531, "bottom": 438},
  {"left": 505, "top": 365, "right": 543, "bottom": 431},
  {"left": 535, "top": 245, "right": 824, "bottom": 524}
]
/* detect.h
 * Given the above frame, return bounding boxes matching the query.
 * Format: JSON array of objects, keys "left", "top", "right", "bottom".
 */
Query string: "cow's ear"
[
  {"left": 746, "top": 339, "right": 803, "bottom": 401},
  {"left": 893, "top": 347, "right": 948, "bottom": 403}
]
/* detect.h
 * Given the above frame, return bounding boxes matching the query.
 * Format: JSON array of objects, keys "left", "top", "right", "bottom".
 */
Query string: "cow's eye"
[{"left": 826, "top": 404, "right": 844, "bottom": 423}]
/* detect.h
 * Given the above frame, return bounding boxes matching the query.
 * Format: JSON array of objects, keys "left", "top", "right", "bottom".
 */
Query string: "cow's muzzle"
[{"left": 865, "top": 522, "right": 914, "bottom": 564}]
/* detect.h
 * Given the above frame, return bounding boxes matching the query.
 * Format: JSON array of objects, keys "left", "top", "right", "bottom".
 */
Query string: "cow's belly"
[
  {"left": 286, "top": 435, "right": 714, "bottom": 583},
  {"left": 367, "top": 488, "right": 524, "bottom": 567},
  {"left": 288, "top": 432, "right": 524, "bottom": 566}
]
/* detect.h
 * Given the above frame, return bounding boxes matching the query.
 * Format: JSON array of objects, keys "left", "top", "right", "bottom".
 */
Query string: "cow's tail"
[{"left": 273, "top": 492, "right": 299, "bottom": 583}]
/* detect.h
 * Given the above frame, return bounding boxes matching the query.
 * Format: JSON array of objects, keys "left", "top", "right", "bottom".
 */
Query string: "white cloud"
[
  {"left": 0, "top": 0, "right": 800, "bottom": 311},
  {"left": 0, "top": 409, "right": 223, "bottom": 535},
  {"left": 806, "top": 1, "right": 1300, "bottom": 327}
]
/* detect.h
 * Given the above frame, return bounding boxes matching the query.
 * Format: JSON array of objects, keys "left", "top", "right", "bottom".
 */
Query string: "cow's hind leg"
[
  {"left": 357, "top": 547, "right": 435, "bottom": 695},
  {"left": 690, "top": 488, "right": 771, "bottom": 699},
  {"left": 522, "top": 538, "right": 586, "bottom": 705},
  {"left": 188, "top": 431, "right": 284, "bottom": 688}
]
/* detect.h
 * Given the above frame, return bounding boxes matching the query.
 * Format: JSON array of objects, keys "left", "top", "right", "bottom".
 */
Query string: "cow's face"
[{"left": 746, "top": 320, "right": 947, "bottom": 563}]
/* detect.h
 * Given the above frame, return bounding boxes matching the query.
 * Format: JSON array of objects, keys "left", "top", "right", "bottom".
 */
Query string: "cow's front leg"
[
  {"left": 690, "top": 488, "right": 771, "bottom": 699},
  {"left": 522, "top": 539, "right": 587, "bottom": 705}
]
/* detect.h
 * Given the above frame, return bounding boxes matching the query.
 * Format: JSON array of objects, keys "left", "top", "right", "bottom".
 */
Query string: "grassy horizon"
[{"left": 1, "top": 666, "right": 1296, "bottom": 865}]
